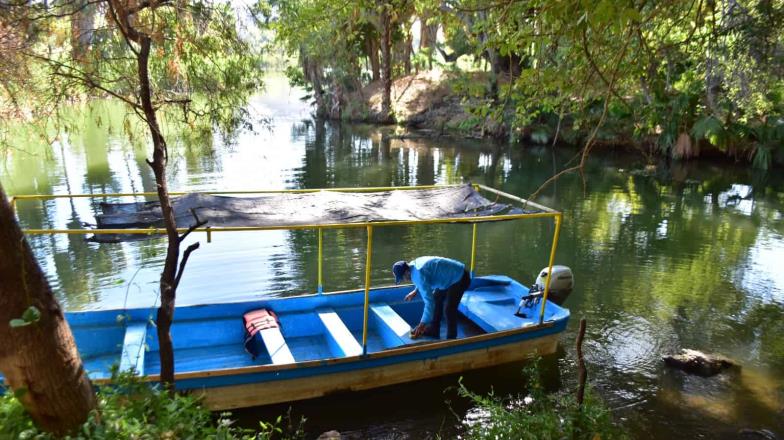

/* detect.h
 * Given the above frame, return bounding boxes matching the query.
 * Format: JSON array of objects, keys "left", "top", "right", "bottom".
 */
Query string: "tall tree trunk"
[
  {"left": 379, "top": 1, "right": 393, "bottom": 123},
  {"left": 419, "top": 19, "right": 438, "bottom": 69},
  {"left": 476, "top": 11, "right": 501, "bottom": 102},
  {"left": 137, "top": 35, "right": 180, "bottom": 389},
  {"left": 0, "top": 184, "right": 96, "bottom": 435},
  {"left": 302, "top": 51, "right": 327, "bottom": 118},
  {"left": 403, "top": 28, "right": 413, "bottom": 75},
  {"left": 367, "top": 36, "right": 380, "bottom": 82}
]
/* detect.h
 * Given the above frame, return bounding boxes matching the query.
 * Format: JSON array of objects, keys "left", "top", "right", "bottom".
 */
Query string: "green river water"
[{"left": 2, "top": 76, "right": 783, "bottom": 439}]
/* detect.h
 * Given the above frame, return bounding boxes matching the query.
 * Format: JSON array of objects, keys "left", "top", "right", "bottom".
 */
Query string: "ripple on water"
[
  {"left": 735, "top": 229, "right": 784, "bottom": 305},
  {"left": 586, "top": 314, "right": 675, "bottom": 380}
]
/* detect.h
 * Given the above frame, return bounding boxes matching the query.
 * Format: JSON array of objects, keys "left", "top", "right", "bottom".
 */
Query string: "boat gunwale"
[{"left": 90, "top": 316, "right": 562, "bottom": 384}]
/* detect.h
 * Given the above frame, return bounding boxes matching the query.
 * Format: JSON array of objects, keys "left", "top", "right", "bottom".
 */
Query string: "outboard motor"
[
  {"left": 514, "top": 265, "right": 574, "bottom": 318},
  {"left": 533, "top": 265, "right": 574, "bottom": 305}
]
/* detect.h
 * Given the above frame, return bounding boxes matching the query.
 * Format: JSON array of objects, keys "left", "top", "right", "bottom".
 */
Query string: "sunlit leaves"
[{"left": 9, "top": 306, "right": 41, "bottom": 328}]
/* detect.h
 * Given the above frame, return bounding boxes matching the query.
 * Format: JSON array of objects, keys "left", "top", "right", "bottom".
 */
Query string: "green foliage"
[
  {"left": 691, "top": 116, "right": 728, "bottom": 149},
  {"left": 271, "top": 0, "right": 784, "bottom": 168},
  {"left": 0, "top": 369, "right": 305, "bottom": 440},
  {"left": 749, "top": 118, "right": 784, "bottom": 169},
  {"left": 459, "top": 363, "right": 627, "bottom": 440},
  {"left": 8, "top": 306, "right": 41, "bottom": 328},
  {"left": 0, "top": 0, "right": 266, "bottom": 152}
]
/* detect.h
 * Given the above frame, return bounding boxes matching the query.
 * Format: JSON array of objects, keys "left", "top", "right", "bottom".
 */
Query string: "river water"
[{"left": 2, "top": 76, "right": 783, "bottom": 439}]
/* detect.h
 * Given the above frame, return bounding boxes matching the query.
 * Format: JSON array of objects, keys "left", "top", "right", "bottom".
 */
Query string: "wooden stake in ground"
[{"left": 576, "top": 317, "right": 587, "bottom": 407}]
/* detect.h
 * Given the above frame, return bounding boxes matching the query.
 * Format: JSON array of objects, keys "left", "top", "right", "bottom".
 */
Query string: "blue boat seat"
[
  {"left": 259, "top": 328, "right": 295, "bottom": 364},
  {"left": 120, "top": 321, "right": 148, "bottom": 375},
  {"left": 317, "top": 309, "right": 363, "bottom": 358},
  {"left": 460, "top": 290, "right": 537, "bottom": 332},
  {"left": 370, "top": 303, "right": 411, "bottom": 348}
]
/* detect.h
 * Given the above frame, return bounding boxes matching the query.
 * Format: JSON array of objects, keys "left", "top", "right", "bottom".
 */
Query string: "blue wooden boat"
[{"left": 9, "top": 184, "right": 571, "bottom": 409}]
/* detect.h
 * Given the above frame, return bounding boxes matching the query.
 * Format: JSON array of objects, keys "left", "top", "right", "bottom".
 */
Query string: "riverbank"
[
  {"left": 337, "top": 71, "right": 508, "bottom": 139},
  {"left": 332, "top": 70, "right": 783, "bottom": 169}
]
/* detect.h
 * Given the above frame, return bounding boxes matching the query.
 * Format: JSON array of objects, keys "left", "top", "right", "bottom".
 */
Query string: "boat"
[{"left": 7, "top": 184, "right": 571, "bottom": 410}]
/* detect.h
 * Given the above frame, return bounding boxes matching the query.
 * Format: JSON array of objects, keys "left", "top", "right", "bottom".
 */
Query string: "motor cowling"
[{"left": 532, "top": 265, "right": 574, "bottom": 305}]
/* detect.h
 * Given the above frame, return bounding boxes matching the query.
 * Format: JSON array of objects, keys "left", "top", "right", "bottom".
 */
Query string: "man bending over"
[{"left": 392, "top": 256, "right": 471, "bottom": 339}]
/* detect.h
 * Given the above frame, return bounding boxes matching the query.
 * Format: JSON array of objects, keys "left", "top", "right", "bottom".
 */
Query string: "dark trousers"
[{"left": 429, "top": 270, "right": 471, "bottom": 339}]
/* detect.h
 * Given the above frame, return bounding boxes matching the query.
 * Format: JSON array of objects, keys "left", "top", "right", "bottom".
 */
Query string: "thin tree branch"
[
  {"left": 178, "top": 208, "right": 207, "bottom": 243},
  {"left": 581, "top": 25, "right": 631, "bottom": 111},
  {"left": 173, "top": 242, "right": 199, "bottom": 291},
  {"left": 528, "top": 25, "right": 634, "bottom": 203},
  {"left": 21, "top": 51, "right": 142, "bottom": 109},
  {"left": 127, "top": 0, "right": 173, "bottom": 15}
]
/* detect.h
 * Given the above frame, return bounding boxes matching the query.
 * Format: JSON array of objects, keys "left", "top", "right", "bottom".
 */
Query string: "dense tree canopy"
[{"left": 273, "top": 0, "right": 784, "bottom": 169}]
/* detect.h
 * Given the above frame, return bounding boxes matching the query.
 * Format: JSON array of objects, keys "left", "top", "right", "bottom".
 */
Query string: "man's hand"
[
  {"left": 410, "top": 323, "right": 428, "bottom": 339},
  {"left": 404, "top": 290, "right": 417, "bottom": 302}
]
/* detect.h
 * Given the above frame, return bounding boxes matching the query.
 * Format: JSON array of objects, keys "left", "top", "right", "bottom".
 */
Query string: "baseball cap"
[{"left": 392, "top": 261, "right": 409, "bottom": 284}]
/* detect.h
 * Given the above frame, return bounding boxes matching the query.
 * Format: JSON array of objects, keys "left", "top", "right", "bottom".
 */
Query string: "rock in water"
[
  {"left": 662, "top": 349, "right": 738, "bottom": 376},
  {"left": 317, "top": 431, "right": 341, "bottom": 440}
]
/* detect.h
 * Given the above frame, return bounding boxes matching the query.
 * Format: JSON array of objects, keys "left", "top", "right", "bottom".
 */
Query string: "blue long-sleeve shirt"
[{"left": 409, "top": 256, "right": 466, "bottom": 324}]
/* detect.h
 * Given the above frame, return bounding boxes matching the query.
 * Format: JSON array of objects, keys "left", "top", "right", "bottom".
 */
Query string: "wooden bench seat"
[
  {"left": 370, "top": 303, "right": 411, "bottom": 348},
  {"left": 317, "top": 309, "right": 363, "bottom": 358},
  {"left": 259, "top": 327, "right": 296, "bottom": 364},
  {"left": 120, "top": 321, "right": 148, "bottom": 375}
]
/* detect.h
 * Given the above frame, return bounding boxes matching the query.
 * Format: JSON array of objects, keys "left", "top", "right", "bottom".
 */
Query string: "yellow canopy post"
[
  {"left": 361, "top": 225, "right": 374, "bottom": 355},
  {"left": 539, "top": 213, "right": 562, "bottom": 324},
  {"left": 469, "top": 223, "right": 478, "bottom": 277},
  {"left": 317, "top": 227, "right": 323, "bottom": 294}
]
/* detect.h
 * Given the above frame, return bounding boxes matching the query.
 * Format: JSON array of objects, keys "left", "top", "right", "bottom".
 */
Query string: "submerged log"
[{"left": 663, "top": 349, "right": 738, "bottom": 377}]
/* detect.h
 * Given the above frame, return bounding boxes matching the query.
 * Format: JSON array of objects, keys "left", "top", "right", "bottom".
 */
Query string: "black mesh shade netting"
[{"left": 91, "top": 184, "right": 530, "bottom": 242}]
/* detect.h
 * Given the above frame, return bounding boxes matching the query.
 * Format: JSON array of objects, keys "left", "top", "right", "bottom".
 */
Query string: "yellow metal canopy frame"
[{"left": 9, "top": 184, "right": 563, "bottom": 355}]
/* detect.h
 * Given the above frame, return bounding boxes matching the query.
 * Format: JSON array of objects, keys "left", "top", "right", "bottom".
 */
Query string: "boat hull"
[{"left": 195, "top": 332, "right": 559, "bottom": 409}]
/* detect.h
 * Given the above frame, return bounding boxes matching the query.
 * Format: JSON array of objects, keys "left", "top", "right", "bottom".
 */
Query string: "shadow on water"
[{"left": 2, "top": 75, "right": 784, "bottom": 438}]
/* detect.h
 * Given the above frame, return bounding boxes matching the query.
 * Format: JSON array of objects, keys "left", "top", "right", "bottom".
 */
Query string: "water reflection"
[{"left": 2, "top": 76, "right": 784, "bottom": 438}]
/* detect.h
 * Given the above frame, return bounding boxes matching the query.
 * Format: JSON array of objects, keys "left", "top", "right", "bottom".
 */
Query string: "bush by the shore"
[
  {"left": 0, "top": 369, "right": 304, "bottom": 440},
  {"left": 459, "top": 362, "right": 628, "bottom": 440},
  {"left": 1, "top": 363, "right": 626, "bottom": 440}
]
